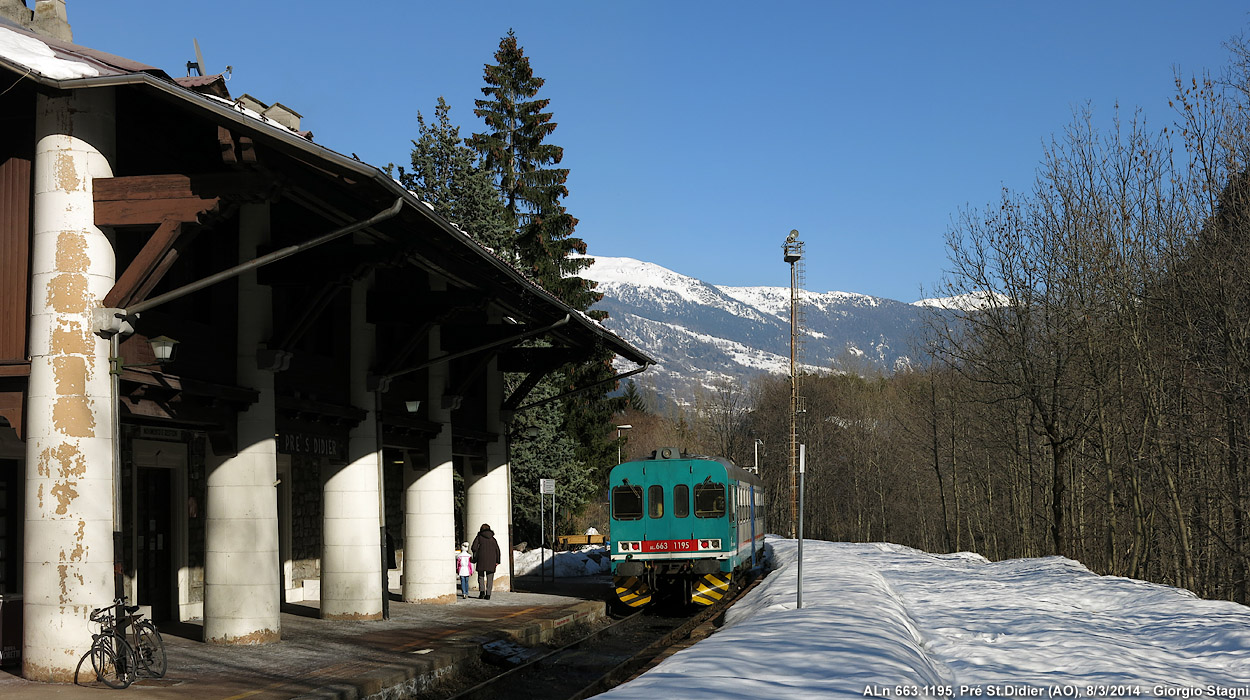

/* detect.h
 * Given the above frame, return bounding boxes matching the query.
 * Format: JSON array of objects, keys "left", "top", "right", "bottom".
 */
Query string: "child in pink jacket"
[{"left": 455, "top": 542, "right": 474, "bottom": 599}]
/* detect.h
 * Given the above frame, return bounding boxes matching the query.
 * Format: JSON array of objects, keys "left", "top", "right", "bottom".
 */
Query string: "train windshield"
[
  {"left": 694, "top": 482, "right": 726, "bottom": 518},
  {"left": 612, "top": 485, "right": 644, "bottom": 520}
]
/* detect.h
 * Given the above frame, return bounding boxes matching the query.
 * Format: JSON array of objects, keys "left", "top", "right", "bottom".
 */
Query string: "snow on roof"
[{"left": 0, "top": 24, "right": 98, "bottom": 79}]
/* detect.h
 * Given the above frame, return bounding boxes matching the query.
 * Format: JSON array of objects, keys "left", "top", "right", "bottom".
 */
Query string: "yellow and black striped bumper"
[
  {"left": 691, "top": 572, "right": 731, "bottom": 606},
  {"left": 613, "top": 576, "right": 652, "bottom": 607}
]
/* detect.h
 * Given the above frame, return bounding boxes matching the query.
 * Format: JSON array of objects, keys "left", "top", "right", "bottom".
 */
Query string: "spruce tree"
[
  {"left": 399, "top": 97, "right": 512, "bottom": 252},
  {"left": 470, "top": 31, "right": 626, "bottom": 540},
  {"left": 469, "top": 30, "right": 600, "bottom": 311}
]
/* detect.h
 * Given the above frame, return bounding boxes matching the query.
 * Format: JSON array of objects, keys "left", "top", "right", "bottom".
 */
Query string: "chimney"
[
  {"left": 32, "top": 0, "right": 71, "bottom": 41},
  {"left": 0, "top": 0, "right": 32, "bottom": 26},
  {"left": 261, "top": 102, "right": 301, "bottom": 132},
  {"left": 1, "top": 1, "right": 72, "bottom": 42}
]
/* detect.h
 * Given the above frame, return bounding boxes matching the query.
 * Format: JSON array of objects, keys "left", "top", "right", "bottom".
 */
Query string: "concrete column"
[
  {"left": 204, "top": 203, "right": 279, "bottom": 644},
  {"left": 401, "top": 317, "right": 455, "bottom": 603},
  {"left": 320, "top": 279, "right": 383, "bottom": 619},
  {"left": 465, "top": 358, "right": 511, "bottom": 591},
  {"left": 23, "top": 88, "right": 115, "bottom": 682}
]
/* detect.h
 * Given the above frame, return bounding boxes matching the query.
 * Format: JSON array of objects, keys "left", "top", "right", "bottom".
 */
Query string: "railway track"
[{"left": 437, "top": 574, "right": 764, "bottom": 700}]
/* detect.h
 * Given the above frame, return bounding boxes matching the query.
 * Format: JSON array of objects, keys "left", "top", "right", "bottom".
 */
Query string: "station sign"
[{"left": 277, "top": 431, "right": 346, "bottom": 460}]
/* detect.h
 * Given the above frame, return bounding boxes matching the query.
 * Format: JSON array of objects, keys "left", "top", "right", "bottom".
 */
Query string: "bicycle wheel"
[
  {"left": 134, "top": 621, "right": 167, "bottom": 678},
  {"left": 90, "top": 635, "right": 137, "bottom": 689}
]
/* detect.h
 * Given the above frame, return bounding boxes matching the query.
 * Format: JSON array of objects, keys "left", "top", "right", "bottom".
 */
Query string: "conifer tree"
[
  {"left": 470, "top": 31, "right": 625, "bottom": 539},
  {"left": 399, "top": 97, "right": 512, "bottom": 252},
  {"left": 469, "top": 30, "right": 600, "bottom": 311}
]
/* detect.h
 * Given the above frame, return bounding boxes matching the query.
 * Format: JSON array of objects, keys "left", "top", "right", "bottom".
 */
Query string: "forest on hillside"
[{"left": 612, "top": 35, "right": 1250, "bottom": 604}]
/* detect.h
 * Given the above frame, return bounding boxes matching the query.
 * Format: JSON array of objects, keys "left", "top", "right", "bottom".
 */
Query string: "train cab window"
[
  {"left": 648, "top": 485, "right": 664, "bottom": 518},
  {"left": 612, "top": 485, "right": 643, "bottom": 520},
  {"left": 673, "top": 484, "right": 690, "bottom": 518},
  {"left": 650, "top": 487, "right": 670, "bottom": 520},
  {"left": 694, "top": 483, "right": 726, "bottom": 518}
]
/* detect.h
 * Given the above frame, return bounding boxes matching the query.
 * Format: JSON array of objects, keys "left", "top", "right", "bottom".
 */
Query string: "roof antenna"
[{"left": 187, "top": 38, "right": 207, "bottom": 77}]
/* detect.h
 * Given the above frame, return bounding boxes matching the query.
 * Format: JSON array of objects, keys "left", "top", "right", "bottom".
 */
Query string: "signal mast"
[{"left": 782, "top": 230, "right": 806, "bottom": 539}]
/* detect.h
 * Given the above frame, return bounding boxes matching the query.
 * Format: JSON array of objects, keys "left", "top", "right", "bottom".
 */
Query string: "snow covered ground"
[
  {"left": 595, "top": 537, "right": 1250, "bottom": 699},
  {"left": 513, "top": 543, "right": 611, "bottom": 577}
]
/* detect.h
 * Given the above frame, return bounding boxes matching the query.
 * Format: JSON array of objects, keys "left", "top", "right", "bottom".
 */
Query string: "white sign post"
[
  {"left": 540, "top": 479, "right": 556, "bottom": 583},
  {"left": 797, "top": 444, "right": 806, "bottom": 609}
]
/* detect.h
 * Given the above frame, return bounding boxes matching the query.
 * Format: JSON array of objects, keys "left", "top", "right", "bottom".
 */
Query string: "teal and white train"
[{"left": 608, "top": 448, "right": 766, "bottom": 607}]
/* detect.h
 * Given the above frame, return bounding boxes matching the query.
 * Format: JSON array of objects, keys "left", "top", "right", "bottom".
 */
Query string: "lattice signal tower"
[{"left": 783, "top": 229, "right": 806, "bottom": 539}]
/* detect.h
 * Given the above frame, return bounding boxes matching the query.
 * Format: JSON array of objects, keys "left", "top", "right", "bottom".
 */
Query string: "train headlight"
[
  {"left": 697, "top": 539, "right": 722, "bottom": 551},
  {"left": 619, "top": 541, "right": 642, "bottom": 553}
]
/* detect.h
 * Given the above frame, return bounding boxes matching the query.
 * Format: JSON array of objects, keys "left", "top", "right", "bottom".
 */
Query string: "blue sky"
[{"left": 69, "top": 1, "right": 1248, "bottom": 302}]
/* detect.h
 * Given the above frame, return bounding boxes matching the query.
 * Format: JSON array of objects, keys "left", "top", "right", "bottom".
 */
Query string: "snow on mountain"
[
  {"left": 589, "top": 257, "right": 772, "bottom": 324},
  {"left": 599, "top": 537, "right": 1250, "bottom": 699},
  {"left": 913, "top": 290, "right": 1007, "bottom": 311},
  {"left": 586, "top": 256, "right": 947, "bottom": 399}
]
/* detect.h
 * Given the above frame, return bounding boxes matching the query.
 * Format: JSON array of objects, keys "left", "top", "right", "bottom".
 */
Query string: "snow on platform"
[{"left": 599, "top": 537, "right": 1250, "bottom": 699}]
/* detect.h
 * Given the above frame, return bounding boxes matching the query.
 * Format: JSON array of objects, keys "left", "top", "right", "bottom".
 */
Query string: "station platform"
[{"left": 0, "top": 576, "right": 611, "bottom": 700}]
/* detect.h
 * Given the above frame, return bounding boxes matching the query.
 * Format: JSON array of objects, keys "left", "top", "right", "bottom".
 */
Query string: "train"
[{"left": 608, "top": 447, "right": 766, "bottom": 607}]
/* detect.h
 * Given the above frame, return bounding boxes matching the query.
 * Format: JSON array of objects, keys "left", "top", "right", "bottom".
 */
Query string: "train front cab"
[{"left": 609, "top": 450, "right": 755, "bottom": 607}]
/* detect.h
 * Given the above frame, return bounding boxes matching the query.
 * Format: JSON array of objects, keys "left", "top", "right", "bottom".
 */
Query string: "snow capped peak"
[
  {"left": 583, "top": 253, "right": 946, "bottom": 397},
  {"left": 912, "top": 291, "right": 1008, "bottom": 312},
  {"left": 583, "top": 255, "right": 708, "bottom": 300}
]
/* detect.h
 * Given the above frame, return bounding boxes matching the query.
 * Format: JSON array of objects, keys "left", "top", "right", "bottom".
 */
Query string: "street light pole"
[
  {"left": 754, "top": 438, "right": 763, "bottom": 473},
  {"left": 616, "top": 424, "right": 633, "bottom": 464}
]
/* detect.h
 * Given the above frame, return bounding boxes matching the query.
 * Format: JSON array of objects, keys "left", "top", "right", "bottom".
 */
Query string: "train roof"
[{"left": 611, "top": 449, "right": 764, "bottom": 487}]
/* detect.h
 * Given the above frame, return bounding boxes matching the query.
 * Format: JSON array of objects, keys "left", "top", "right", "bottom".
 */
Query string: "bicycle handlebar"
[{"left": 89, "top": 598, "right": 134, "bottom": 623}]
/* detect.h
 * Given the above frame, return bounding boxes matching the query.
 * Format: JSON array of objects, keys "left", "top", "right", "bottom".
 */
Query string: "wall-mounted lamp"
[
  {"left": 149, "top": 335, "right": 179, "bottom": 364},
  {"left": 404, "top": 400, "right": 421, "bottom": 413}
]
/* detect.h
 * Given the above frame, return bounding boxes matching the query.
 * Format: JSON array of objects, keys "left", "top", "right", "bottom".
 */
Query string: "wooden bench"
[{"left": 556, "top": 534, "right": 607, "bottom": 550}]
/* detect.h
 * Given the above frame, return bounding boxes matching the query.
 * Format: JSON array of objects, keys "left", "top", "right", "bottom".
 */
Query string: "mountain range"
[{"left": 586, "top": 256, "right": 954, "bottom": 400}]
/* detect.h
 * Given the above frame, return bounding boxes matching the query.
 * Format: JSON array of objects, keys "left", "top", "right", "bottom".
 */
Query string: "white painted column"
[
  {"left": 320, "top": 278, "right": 383, "bottom": 619},
  {"left": 401, "top": 305, "right": 455, "bottom": 603},
  {"left": 203, "top": 203, "right": 280, "bottom": 644},
  {"left": 465, "top": 358, "right": 511, "bottom": 591},
  {"left": 23, "top": 88, "right": 116, "bottom": 682}
]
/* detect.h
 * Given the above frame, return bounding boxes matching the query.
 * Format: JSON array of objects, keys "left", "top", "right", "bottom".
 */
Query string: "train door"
[
  {"left": 748, "top": 484, "right": 758, "bottom": 567},
  {"left": 644, "top": 482, "right": 675, "bottom": 548}
]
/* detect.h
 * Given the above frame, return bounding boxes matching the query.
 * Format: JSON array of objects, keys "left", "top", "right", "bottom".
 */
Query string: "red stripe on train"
[{"left": 640, "top": 539, "right": 699, "bottom": 553}]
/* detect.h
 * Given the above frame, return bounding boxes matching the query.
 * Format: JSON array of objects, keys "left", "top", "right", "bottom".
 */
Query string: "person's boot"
[
  {"left": 485, "top": 592, "right": 491, "bottom": 600},
  {"left": 479, "top": 592, "right": 485, "bottom": 599}
]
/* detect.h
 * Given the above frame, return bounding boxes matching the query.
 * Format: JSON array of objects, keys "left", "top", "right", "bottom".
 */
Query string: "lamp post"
[
  {"left": 616, "top": 424, "right": 633, "bottom": 464},
  {"left": 754, "top": 438, "right": 763, "bottom": 473}
]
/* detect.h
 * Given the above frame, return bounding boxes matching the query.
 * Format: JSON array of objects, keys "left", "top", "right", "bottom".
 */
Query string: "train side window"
[
  {"left": 648, "top": 485, "right": 664, "bottom": 518},
  {"left": 612, "top": 485, "right": 643, "bottom": 521},
  {"left": 694, "top": 483, "right": 726, "bottom": 518},
  {"left": 674, "top": 484, "right": 690, "bottom": 518}
]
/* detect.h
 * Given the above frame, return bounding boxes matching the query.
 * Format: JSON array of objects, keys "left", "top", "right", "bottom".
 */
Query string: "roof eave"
[{"left": 2, "top": 62, "right": 655, "bottom": 368}]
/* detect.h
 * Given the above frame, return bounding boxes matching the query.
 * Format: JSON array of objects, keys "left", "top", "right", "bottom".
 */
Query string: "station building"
[{"left": 0, "top": 1, "right": 651, "bottom": 682}]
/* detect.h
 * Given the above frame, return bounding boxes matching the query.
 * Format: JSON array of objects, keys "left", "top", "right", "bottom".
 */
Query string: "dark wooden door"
[{"left": 136, "top": 468, "right": 174, "bottom": 621}]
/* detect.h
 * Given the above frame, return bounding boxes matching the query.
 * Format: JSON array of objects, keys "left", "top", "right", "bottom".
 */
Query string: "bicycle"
[
  {"left": 86, "top": 601, "right": 138, "bottom": 689},
  {"left": 84, "top": 598, "right": 167, "bottom": 688},
  {"left": 125, "top": 603, "right": 166, "bottom": 679}
]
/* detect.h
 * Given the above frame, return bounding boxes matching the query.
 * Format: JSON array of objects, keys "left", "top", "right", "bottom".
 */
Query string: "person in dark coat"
[{"left": 470, "top": 523, "right": 501, "bottom": 599}]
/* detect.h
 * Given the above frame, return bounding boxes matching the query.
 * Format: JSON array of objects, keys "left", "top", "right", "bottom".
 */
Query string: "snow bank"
[
  {"left": 514, "top": 545, "right": 610, "bottom": 577},
  {"left": 598, "top": 537, "right": 1250, "bottom": 699}
]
